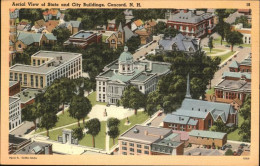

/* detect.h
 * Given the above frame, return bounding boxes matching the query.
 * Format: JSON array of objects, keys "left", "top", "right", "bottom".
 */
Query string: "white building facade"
[
  {"left": 9, "top": 51, "right": 82, "bottom": 89},
  {"left": 9, "top": 97, "right": 22, "bottom": 131},
  {"left": 96, "top": 46, "right": 171, "bottom": 105}
]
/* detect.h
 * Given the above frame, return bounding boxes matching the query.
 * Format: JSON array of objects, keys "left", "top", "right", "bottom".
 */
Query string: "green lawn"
[
  {"left": 87, "top": 91, "right": 107, "bottom": 106},
  {"left": 42, "top": 121, "right": 107, "bottom": 150},
  {"left": 203, "top": 47, "right": 226, "bottom": 53},
  {"left": 109, "top": 111, "right": 150, "bottom": 148},
  {"left": 211, "top": 51, "right": 235, "bottom": 63},
  {"left": 34, "top": 110, "right": 86, "bottom": 134},
  {"left": 213, "top": 37, "right": 251, "bottom": 47},
  {"left": 227, "top": 113, "right": 244, "bottom": 141}
]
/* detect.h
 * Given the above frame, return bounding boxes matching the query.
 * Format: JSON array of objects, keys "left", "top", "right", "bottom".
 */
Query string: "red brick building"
[
  {"left": 166, "top": 10, "right": 215, "bottom": 38},
  {"left": 163, "top": 74, "right": 237, "bottom": 131},
  {"left": 213, "top": 55, "right": 251, "bottom": 106},
  {"left": 63, "top": 30, "right": 102, "bottom": 49},
  {"left": 9, "top": 81, "right": 20, "bottom": 96}
]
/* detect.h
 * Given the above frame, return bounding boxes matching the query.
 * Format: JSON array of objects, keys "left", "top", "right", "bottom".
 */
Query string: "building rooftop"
[
  {"left": 229, "top": 61, "right": 239, "bottom": 68},
  {"left": 9, "top": 96, "right": 20, "bottom": 105},
  {"left": 157, "top": 33, "right": 199, "bottom": 52},
  {"left": 189, "top": 130, "right": 226, "bottom": 139},
  {"left": 73, "top": 31, "right": 94, "bottom": 38},
  {"left": 9, "top": 134, "right": 28, "bottom": 145},
  {"left": 222, "top": 71, "right": 251, "bottom": 80},
  {"left": 119, "top": 125, "right": 172, "bottom": 144},
  {"left": 14, "top": 141, "right": 51, "bottom": 154},
  {"left": 14, "top": 89, "right": 44, "bottom": 104},
  {"left": 10, "top": 51, "right": 82, "bottom": 74},
  {"left": 17, "top": 32, "right": 56, "bottom": 45},
  {"left": 225, "top": 11, "right": 244, "bottom": 24},
  {"left": 215, "top": 79, "right": 251, "bottom": 92},
  {"left": 168, "top": 10, "right": 213, "bottom": 24},
  {"left": 172, "top": 130, "right": 189, "bottom": 140},
  {"left": 9, "top": 81, "right": 19, "bottom": 87}
]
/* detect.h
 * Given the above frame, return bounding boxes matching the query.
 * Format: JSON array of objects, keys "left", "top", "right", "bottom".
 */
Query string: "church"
[
  {"left": 96, "top": 46, "right": 171, "bottom": 105},
  {"left": 163, "top": 74, "right": 238, "bottom": 132}
]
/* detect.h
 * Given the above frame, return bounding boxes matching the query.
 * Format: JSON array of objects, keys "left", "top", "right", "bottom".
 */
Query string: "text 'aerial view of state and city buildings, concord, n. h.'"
[{"left": 8, "top": 8, "right": 251, "bottom": 156}]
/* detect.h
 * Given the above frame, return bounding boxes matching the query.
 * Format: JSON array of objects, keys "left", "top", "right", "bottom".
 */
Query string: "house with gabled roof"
[
  {"left": 42, "top": 9, "right": 61, "bottom": 21},
  {"left": 131, "top": 19, "right": 144, "bottom": 31},
  {"left": 156, "top": 33, "right": 200, "bottom": 55},
  {"left": 15, "top": 32, "right": 57, "bottom": 52},
  {"left": 163, "top": 74, "right": 237, "bottom": 132},
  {"left": 59, "top": 20, "right": 82, "bottom": 35}
]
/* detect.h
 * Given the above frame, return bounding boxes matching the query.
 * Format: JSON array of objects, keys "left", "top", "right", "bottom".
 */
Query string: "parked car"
[
  {"left": 233, "top": 151, "right": 238, "bottom": 156},
  {"left": 146, "top": 122, "right": 151, "bottom": 126},
  {"left": 226, "top": 144, "right": 232, "bottom": 148},
  {"left": 221, "top": 145, "right": 226, "bottom": 150},
  {"left": 225, "top": 45, "right": 230, "bottom": 47},
  {"left": 237, "top": 149, "right": 243, "bottom": 156},
  {"left": 238, "top": 46, "right": 243, "bottom": 49},
  {"left": 157, "top": 111, "right": 163, "bottom": 116}
]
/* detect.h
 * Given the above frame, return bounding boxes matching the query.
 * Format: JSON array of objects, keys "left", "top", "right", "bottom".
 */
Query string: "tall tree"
[
  {"left": 238, "top": 95, "right": 251, "bottom": 142},
  {"left": 235, "top": 16, "right": 251, "bottom": 28},
  {"left": 208, "top": 36, "right": 214, "bottom": 53},
  {"left": 21, "top": 103, "right": 41, "bottom": 131},
  {"left": 52, "top": 27, "right": 71, "bottom": 44},
  {"left": 85, "top": 118, "right": 101, "bottom": 147},
  {"left": 39, "top": 112, "right": 58, "bottom": 137},
  {"left": 69, "top": 95, "right": 92, "bottom": 126},
  {"left": 108, "top": 126, "right": 120, "bottom": 145},
  {"left": 74, "top": 77, "right": 92, "bottom": 97},
  {"left": 125, "top": 36, "right": 141, "bottom": 53},
  {"left": 107, "top": 118, "right": 120, "bottom": 129},
  {"left": 145, "top": 91, "right": 163, "bottom": 117},
  {"left": 72, "top": 127, "right": 84, "bottom": 141},
  {"left": 121, "top": 86, "right": 145, "bottom": 115},
  {"left": 226, "top": 31, "right": 243, "bottom": 51}
]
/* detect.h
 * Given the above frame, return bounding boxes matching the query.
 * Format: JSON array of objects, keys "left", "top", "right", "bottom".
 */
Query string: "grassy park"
[{"left": 227, "top": 113, "right": 244, "bottom": 141}]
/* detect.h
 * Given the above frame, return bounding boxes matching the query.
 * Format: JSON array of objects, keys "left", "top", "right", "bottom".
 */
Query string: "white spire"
[{"left": 185, "top": 73, "right": 191, "bottom": 98}]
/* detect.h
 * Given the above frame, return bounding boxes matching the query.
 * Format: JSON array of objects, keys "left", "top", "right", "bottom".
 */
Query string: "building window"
[
  {"left": 144, "top": 146, "right": 149, "bottom": 149},
  {"left": 122, "top": 141, "right": 127, "bottom": 145},
  {"left": 127, "top": 65, "right": 130, "bottom": 71},
  {"left": 99, "top": 87, "right": 101, "bottom": 92},
  {"left": 130, "top": 148, "right": 134, "bottom": 152},
  {"left": 103, "top": 82, "right": 105, "bottom": 86},
  {"left": 144, "top": 151, "right": 149, "bottom": 154},
  {"left": 99, "top": 81, "right": 101, "bottom": 85},
  {"left": 10, "top": 72, "right": 13, "bottom": 80},
  {"left": 122, "top": 65, "right": 125, "bottom": 71},
  {"left": 103, "top": 87, "right": 105, "bottom": 92},
  {"left": 37, "top": 60, "right": 40, "bottom": 66},
  {"left": 122, "top": 147, "right": 127, "bottom": 150},
  {"left": 129, "top": 143, "right": 134, "bottom": 147},
  {"left": 31, "top": 75, "right": 34, "bottom": 86},
  {"left": 18, "top": 44, "right": 22, "bottom": 48},
  {"left": 19, "top": 74, "right": 22, "bottom": 82},
  {"left": 40, "top": 76, "right": 43, "bottom": 88},
  {"left": 137, "top": 144, "right": 142, "bottom": 148},
  {"left": 24, "top": 74, "right": 27, "bottom": 85},
  {"left": 122, "top": 152, "right": 127, "bottom": 155},
  {"left": 139, "top": 86, "right": 142, "bottom": 90},
  {"left": 14, "top": 73, "right": 18, "bottom": 81},
  {"left": 35, "top": 76, "right": 38, "bottom": 87},
  {"left": 137, "top": 149, "right": 142, "bottom": 153}
]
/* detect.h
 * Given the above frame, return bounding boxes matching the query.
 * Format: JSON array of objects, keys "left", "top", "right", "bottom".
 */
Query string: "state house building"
[
  {"left": 96, "top": 46, "right": 171, "bottom": 105},
  {"left": 9, "top": 51, "right": 82, "bottom": 89}
]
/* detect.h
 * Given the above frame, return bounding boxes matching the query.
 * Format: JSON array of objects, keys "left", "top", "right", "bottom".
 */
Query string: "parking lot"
[{"left": 184, "top": 145, "right": 225, "bottom": 156}]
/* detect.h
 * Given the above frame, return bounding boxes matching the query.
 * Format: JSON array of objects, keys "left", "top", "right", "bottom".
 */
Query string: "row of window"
[
  {"left": 9, "top": 111, "right": 20, "bottom": 119},
  {"left": 121, "top": 142, "right": 149, "bottom": 149},
  {"left": 9, "top": 120, "right": 21, "bottom": 130},
  {"left": 10, "top": 73, "right": 44, "bottom": 88},
  {"left": 121, "top": 147, "right": 149, "bottom": 155}
]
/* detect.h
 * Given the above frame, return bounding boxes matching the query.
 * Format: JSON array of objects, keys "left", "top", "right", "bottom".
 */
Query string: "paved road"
[
  {"left": 150, "top": 113, "right": 166, "bottom": 127},
  {"left": 133, "top": 35, "right": 161, "bottom": 60},
  {"left": 10, "top": 121, "right": 35, "bottom": 137},
  {"left": 201, "top": 33, "right": 251, "bottom": 88}
]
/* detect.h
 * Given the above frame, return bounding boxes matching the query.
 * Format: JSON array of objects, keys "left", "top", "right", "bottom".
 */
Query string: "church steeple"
[{"left": 185, "top": 73, "right": 191, "bottom": 98}]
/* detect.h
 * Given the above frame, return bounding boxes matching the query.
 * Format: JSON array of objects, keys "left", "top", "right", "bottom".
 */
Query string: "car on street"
[
  {"left": 146, "top": 122, "right": 151, "bottom": 126},
  {"left": 237, "top": 149, "right": 243, "bottom": 156},
  {"left": 221, "top": 145, "right": 226, "bottom": 150},
  {"left": 225, "top": 144, "right": 232, "bottom": 148},
  {"left": 238, "top": 46, "right": 243, "bottom": 49},
  {"left": 225, "top": 45, "right": 230, "bottom": 47}
]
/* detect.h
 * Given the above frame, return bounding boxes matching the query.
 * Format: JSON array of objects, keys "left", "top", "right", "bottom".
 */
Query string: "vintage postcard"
[{"left": 1, "top": 0, "right": 259, "bottom": 165}]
